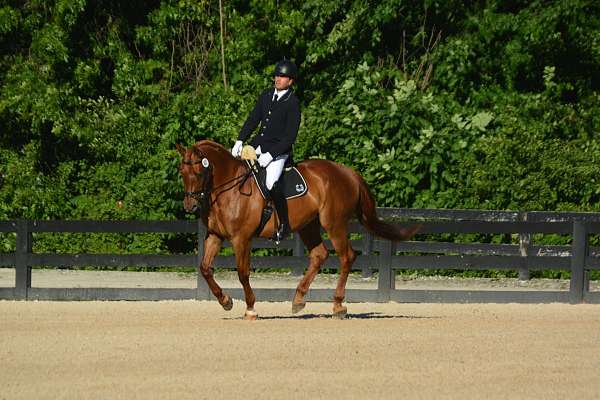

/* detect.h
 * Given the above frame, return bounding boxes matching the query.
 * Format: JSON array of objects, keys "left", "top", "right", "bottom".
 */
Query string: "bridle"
[
  {"left": 182, "top": 158, "right": 212, "bottom": 211},
  {"left": 182, "top": 153, "right": 253, "bottom": 213}
]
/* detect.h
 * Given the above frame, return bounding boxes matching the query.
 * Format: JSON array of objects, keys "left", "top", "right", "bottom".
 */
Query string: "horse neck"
[{"left": 196, "top": 142, "right": 244, "bottom": 186}]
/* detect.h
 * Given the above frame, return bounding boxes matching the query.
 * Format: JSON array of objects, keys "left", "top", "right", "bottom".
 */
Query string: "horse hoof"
[
  {"left": 221, "top": 295, "right": 233, "bottom": 311},
  {"left": 244, "top": 308, "right": 258, "bottom": 320},
  {"left": 333, "top": 305, "right": 347, "bottom": 319},
  {"left": 292, "top": 302, "right": 306, "bottom": 314}
]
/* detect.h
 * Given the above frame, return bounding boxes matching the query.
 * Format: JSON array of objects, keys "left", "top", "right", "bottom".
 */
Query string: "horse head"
[
  {"left": 176, "top": 143, "right": 213, "bottom": 214},
  {"left": 176, "top": 140, "right": 245, "bottom": 214}
]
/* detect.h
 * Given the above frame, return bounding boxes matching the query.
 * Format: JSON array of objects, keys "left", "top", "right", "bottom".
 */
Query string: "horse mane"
[
  {"left": 196, "top": 139, "right": 225, "bottom": 151},
  {"left": 193, "top": 139, "right": 240, "bottom": 165},
  {"left": 194, "top": 140, "right": 228, "bottom": 156}
]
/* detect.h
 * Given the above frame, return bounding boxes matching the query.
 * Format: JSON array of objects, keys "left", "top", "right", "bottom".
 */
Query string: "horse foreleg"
[
  {"left": 200, "top": 234, "right": 232, "bottom": 310},
  {"left": 233, "top": 238, "right": 257, "bottom": 320},
  {"left": 293, "top": 220, "right": 328, "bottom": 313}
]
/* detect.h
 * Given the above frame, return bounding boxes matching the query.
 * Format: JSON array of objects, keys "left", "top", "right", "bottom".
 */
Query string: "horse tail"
[{"left": 356, "top": 174, "right": 421, "bottom": 241}]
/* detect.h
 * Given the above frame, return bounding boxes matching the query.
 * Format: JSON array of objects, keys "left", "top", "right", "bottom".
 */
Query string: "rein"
[
  {"left": 182, "top": 157, "right": 253, "bottom": 212},
  {"left": 210, "top": 168, "right": 253, "bottom": 203}
]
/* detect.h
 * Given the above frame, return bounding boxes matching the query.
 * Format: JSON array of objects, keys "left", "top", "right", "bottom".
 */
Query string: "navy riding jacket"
[{"left": 238, "top": 88, "right": 301, "bottom": 160}]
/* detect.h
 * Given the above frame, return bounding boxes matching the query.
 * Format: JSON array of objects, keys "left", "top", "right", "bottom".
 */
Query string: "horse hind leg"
[
  {"left": 327, "top": 226, "right": 356, "bottom": 319},
  {"left": 292, "top": 219, "right": 328, "bottom": 314},
  {"left": 232, "top": 237, "right": 258, "bottom": 320}
]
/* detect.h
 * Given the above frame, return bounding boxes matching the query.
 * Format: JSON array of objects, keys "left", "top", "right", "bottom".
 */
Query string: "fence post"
[
  {"left": 15, "top": 220, "right": 32, "bottom": 300},
  {"left": 292, "top": 234, "right": 304, "bottom": 276},
  {"left": 569, "top": 221, "right": 588, "bottom": 304},
  {"left": 196, "top": 220, "right": 209, "bottom": 300},
  {"left": 518, "top": 212, "right": 531, "bottom": 281},
  {"left": 361, "top": 230, "right": 374, "bottom": 278},
  {"left": 377, "top": 240, "right": 394, "bottom": 302}
]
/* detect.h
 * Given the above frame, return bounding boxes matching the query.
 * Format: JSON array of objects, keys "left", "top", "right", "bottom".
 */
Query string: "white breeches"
[{"left": 256, "top": 146, "right": 288, "bottom": 190}]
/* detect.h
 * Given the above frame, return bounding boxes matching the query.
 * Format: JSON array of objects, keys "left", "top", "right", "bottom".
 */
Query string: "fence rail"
[{"left": 1, "top": 208, "right": 599, "bottom": 304}]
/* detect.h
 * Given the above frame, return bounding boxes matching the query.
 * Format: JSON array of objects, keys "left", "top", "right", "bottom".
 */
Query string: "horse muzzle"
[
  {"left": 183, "top": 190, "right": 208, "bottom": 214},
  {"left": 183, "top": 195, "right": 199, "bottom": 213},
  {"left": 183, "top": 201, "right": 198, "bottom": 214}
]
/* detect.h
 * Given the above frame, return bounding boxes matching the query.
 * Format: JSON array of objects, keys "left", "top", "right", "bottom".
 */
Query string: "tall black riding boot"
[{"left": 270, "top": 180, "right": 290, "bottom": 243}]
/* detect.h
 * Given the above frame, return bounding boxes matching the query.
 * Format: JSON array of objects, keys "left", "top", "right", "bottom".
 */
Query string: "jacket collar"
[{"left": 272, "top": 87, "right": 292, "bottom": 102}]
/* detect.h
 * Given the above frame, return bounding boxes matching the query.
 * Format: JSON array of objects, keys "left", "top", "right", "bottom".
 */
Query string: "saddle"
[
  {"left": 241, "top": 146, "right": 308, "bottom": 237},
  {"left": 245, "top": 162, "right": 308, "bottom": 200}
]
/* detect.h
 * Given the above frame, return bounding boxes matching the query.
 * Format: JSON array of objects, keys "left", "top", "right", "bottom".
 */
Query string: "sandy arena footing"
[{"left": 1, "top": 300, "right": 599, "bottom": 399}]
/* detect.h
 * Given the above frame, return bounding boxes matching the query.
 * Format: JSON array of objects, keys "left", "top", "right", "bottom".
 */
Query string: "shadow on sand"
[{"left": 225, "top": 312, "right": 441, "bottom": 321}]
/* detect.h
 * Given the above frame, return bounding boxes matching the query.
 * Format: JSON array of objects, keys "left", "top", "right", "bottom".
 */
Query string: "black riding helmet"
[{"left": 273, "top": 59, "right": 298, "bottom": 79}]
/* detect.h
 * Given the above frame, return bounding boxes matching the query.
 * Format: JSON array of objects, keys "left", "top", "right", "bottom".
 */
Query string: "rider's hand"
[
  {"left": 231, "top": 140, "right": 243, "bottom": 157},
  {"left": 258, "top": 152, "right": 273, "bottom": 167}
]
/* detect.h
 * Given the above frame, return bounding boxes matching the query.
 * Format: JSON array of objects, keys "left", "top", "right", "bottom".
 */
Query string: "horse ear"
[{"left": 176, "top": 143, "right": 186, "bottom": 157}]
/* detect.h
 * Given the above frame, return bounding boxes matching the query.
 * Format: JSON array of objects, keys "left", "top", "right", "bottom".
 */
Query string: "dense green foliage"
[{"left": 1, "top": 0, "right": 599, "bottom": 258}]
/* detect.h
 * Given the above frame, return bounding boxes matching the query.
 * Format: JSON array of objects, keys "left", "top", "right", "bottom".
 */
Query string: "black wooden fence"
[{"left": 1, "top": 208, "right": 599, "bottom": 304}]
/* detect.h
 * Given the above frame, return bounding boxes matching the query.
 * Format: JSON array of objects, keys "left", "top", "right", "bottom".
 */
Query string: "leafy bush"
[{"left": 0, "top": 0, "right": 598, "bottom": 273}]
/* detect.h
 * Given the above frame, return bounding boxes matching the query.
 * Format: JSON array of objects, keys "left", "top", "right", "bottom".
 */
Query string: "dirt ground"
[{"left": 1, "top": 300, "right": 599, "bottom": 400}]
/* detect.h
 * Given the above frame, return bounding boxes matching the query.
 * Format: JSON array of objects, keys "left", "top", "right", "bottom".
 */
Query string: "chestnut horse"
[{"left": 176, "top": 140, "right": 420, "bottom": 319}]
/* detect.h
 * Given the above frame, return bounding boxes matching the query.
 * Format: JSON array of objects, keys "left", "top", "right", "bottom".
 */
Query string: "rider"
[{"left": 231, "top": 59, "right": 301, "bottom": 242}]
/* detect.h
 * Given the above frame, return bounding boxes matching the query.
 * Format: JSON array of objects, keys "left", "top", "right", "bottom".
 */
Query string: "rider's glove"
[
  {"left": 231, "top": 140, "right": 243, "bottom": 157},
  {"left": 258, "top": 152, "right": 273, "bottom": 167}
]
